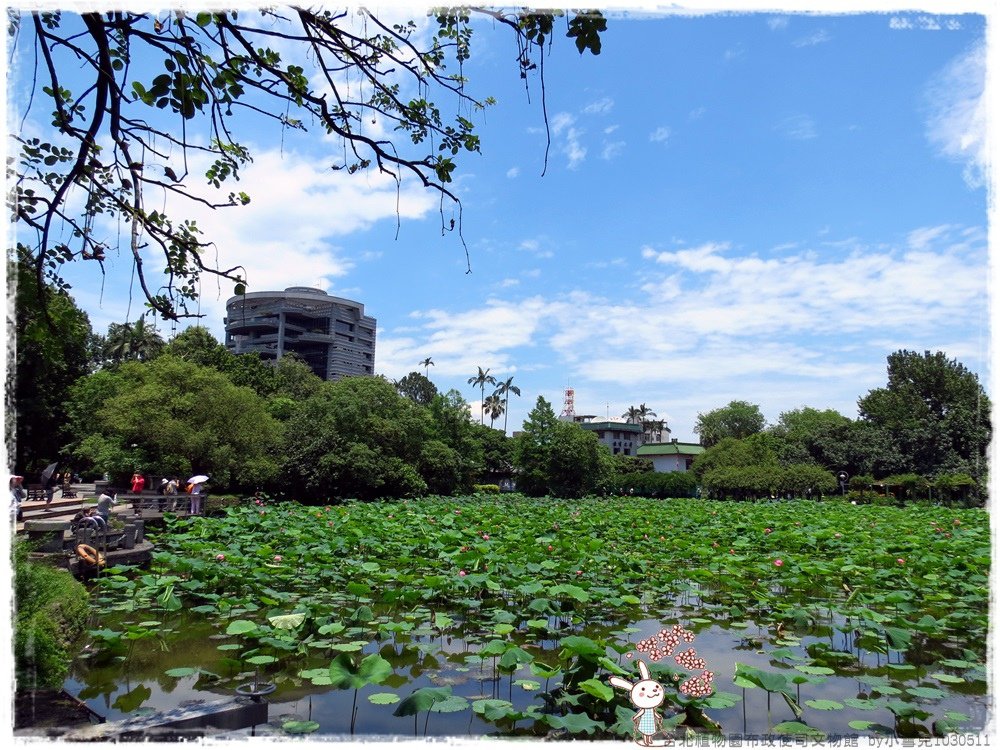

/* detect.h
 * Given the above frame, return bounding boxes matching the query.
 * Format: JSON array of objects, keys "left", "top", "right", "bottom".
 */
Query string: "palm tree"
[
  {"left": 494, "top": 376, "right": 521, "bottom": 435},
  {"left": 467, "top": 366, "right": 496, "bottom": 425},
  {"left": 622, "top": 405, "right": 641, "bottom": 424},
  {"left": 104, "top": 314, "right": 165, "bottom": 364},
  {"left": 483, "top": 394, "right": 504, "bottom": 428},
  {"left": 419, "top": 357, "right": 434, "bottom": 378}
]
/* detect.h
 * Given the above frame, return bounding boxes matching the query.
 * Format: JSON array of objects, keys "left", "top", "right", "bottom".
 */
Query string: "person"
[
  {"left": 71, "top": 507, "right": 105, "bottom": 532},
  {"left": 189, "top": 482, "right": 204, "bottom": 515},
  {"left": 158, "top": 477, "right": 169, "bottom": 511},
  {"left": 95, "top": 490, "right": 115, "bottom": 527},
  {"left": 164, "top": 477, "right": 180, "bottom": 511},
  {"left": 43, "top": 471, "right": 58, "bottom": 504},
  {"left": 10, "top": 476, "right": 25, "bottom": 521},
  {"left": 130, "top": 471, "right": 146, "bottom": 495}
]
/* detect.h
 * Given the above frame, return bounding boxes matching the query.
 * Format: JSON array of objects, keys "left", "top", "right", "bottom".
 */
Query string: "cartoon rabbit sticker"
[{"left": 609, "top": 660, "right": 664, "bottom": 746}]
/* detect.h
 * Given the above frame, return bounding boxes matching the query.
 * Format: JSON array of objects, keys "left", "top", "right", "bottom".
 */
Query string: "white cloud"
[
  {"left": 374, "top": 225, "right": 987, "bottom": 439},
  {"left": 563, "top": 127, "right": 587, "bottom": 169},
  {"left": 688, "top": 107, "right": 706, "bottom": 121},
  {"left": 767, "top": 17, "right": 789, "bottom": 31},
  {"left": 649, "top": 126, "right": 671, "bottom": 143},
  {"left": 506, "top": 167, "right": 520, "bottom": 179},
  {"left": 775, "top": 114, "right": 818, "bottom": 140},
  {"left": 924, "top": 42, "right": 987, "bottom": 189},
  {"left": 550, "top": 112, "right": 575, "bottom": 135},
  {"left": 122, "top": 145, "right": 438, "bottom": 337},
  {"left": 584, "top": 97, "right": 614, "bottom": 115},
  {"left": 793, "top": 29, "right": 831, "bottom": 47},
  {"left": 602, "top": 141, "right": 626, "bottom": 160}
]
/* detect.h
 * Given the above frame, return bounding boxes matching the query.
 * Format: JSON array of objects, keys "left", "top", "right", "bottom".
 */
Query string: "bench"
[{"left": 26, "top": 484, "right": 49, "bottom": 502}]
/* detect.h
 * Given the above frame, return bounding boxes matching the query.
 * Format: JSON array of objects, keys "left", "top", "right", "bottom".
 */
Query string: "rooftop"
[{"left": 637, "top": 441, "right": 705, "bottom": 457}]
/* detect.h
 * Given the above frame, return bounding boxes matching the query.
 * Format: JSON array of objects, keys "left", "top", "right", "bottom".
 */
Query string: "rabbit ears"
[
  {"left": 608, "top": 659, "right": 651, "bottom": 691},
  {"left": 609, "top": 675, "right": 633, "bottom": 691}
]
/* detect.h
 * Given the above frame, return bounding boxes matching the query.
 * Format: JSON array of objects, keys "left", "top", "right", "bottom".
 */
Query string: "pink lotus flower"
[
  {"left": 482, "top": 534, "right": 490, "bottom": 540},
  {"left": 897, "top": 558, "right": 906, "bottom": 565},
  {"left": 774, "top": 559, "right": 784, "bottom": 567},
  {"left": 712, "top": 541, "right": 719, "bottom": 548},
  {"left": 764, "top": 528, "right": 772, "bottom": 534},
  {"left": 216, "top": 554, "right": 225, "bottom": 562},
  {"left": 454, "top": 509, "right": 461, "bottom": 515},
  {"left": 273, "top": 555, "right": 283, "bottom": 562},
  {"left": 835, "top": 533, "right": 842, "bottom": 538},
  {"left": 459, "top": 570, "right": 467, "bottom": 577},
  {"left": 576, "top": 569, "right": 583, "bottom": 575},
  {"left": 547, "top": 545, "right": 553, "bottom": 551},
  {"left": 729, "top": 549, "right": 735, "bottom": 554},
  {"left": 953, "top": 519, "right": 962, "bottom": 526}
]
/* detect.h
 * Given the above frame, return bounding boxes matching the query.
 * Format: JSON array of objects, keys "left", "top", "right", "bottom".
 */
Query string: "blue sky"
[{"left": 12, "top": 4, "right": 992, "bottom": 442}]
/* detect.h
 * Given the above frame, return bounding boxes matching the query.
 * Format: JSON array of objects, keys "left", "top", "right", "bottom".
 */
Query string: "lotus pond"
[{"left": 68, "top": 496, "right": 990, "bottom": 739}]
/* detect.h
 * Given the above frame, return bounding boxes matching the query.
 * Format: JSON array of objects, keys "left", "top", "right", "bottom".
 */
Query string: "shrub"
[
  {"left": 473, "top": 484, "right": 501, "bottom": 494},
  {"left": 603, "top": 471, "right": 698, "bottom": 499},
  {"left": 13, "top": 540, "right": 90, "bottom": 689}
]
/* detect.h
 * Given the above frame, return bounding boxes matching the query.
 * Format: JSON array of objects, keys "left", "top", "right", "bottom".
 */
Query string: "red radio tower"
[{"left": 561, "top": 387, "right": 576, "bottom": 419}]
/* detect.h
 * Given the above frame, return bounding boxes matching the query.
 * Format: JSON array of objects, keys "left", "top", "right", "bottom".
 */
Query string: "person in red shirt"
[{"left": 130, "top": 472, "right": 146, "bottom": 494}]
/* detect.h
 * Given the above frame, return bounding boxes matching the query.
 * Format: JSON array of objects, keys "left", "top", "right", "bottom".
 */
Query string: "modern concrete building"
[
  {"left": 636, "top": 440, "right": 705, "bottom": 472},
  {"left": 224, "top": 287, "right": 376, "bottom": 381},
  {"left": 563, "top": 415, "right": 645, "bottom": 456}
]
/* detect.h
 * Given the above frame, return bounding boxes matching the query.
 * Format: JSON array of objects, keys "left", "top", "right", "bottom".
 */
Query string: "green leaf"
[
  {"left": 884, "top": 626, "right": 912, "bottom": 649},
  {"left": 367, "top": 692, "right": 400, "bottom": 705},
  {"left": 282, "top": 720, "right": 320, "bottom": 735},
  {"left": 906, "top": 686, "right": 946, "bottom": 700},
  {"left": 794, "top": 665, "right": 835, "bottom": 675},
  {"left": 773, "top": 721, "right": 826, "bottom": 738},
  {"left": 472, "top": 699, "right": 516, "bottom": 721},
  {"left": 541, "top": 711, "right": 603, "bottom": 734},
  {"left": 246, "top": 655, "right": 277, "bottom": 665},
  {"left": 164, "top": 667, "right": 198, "bottom": 677},
  {"left": 805, "top": 699, "right": 843, "bottom": 711},
  {"left": 393, "top": 686, "right": 453, "bottom": 716},
  {"left": 434, "top": 613, "right": 454, "bottom": 629},
  {"left": 930, "top": 673, "right": 965, "bottom": 684},
  {"left": 701, "top": 691, "right": 741, "bottom": 709},
  {"left": 578, "top": 678, "right": 614, "bottom": 702},
  {"left": 225, "top": 619, "right": 258, "bottom": 635},
  {"left": 428, "top": 695, "right": 469, "bottom": 713}
]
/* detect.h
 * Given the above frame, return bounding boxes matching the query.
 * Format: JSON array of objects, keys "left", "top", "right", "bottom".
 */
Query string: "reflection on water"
[{"left": 67, "top": 591, "right": 989, "bottom": 739}]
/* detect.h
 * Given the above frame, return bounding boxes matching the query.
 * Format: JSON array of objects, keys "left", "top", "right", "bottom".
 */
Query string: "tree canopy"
[
  {"left": 11, "top": 8, "right": 605, "bottom": 320},
  {"left": 693, "top": 400, "right": 767, "bottom": 448},
  {"left": 858, "top": 349, "right": 990, "bottom": 489}
]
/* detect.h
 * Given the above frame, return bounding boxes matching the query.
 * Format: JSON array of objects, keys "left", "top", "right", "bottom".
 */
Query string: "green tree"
[
  {"left": 282, "top": 376, "right": 436, "bottom": 500},
  {"left": 165, "top": 325, "right": 233, "bottom": 369},
  {"left": 66, "top": 355, "right": 282, "bottom": 488},
  {"left": 429, "top": 389, "right": 484, "bottom": 490},
  {"left": 419, "top": 357, "right": 435, "bottom": 378},
  {"left": 13, "top": 9, "right": 605, "bottom": 319},
  {"left": 694, "top": 400, "right": 767, "bottom": 447},
  {"left": 395, "top": 371, "right": 439, "bottom": 406},
  {"left": 494, "top": 376, "right": 521, "bottom": 435},
  {"left": 858, "top": 350, "right": 990, "bottom": 493},
  {"left": 513, "top": 396, "right": 606, "bottom": 497},
  {"left": 11, "top": 253, "right": 94, "bottom": 474},
  {"left": 102, "top": 315, "right": 166, "bottom": 365},
  {"left": 767, "top": 407, "right": 851, "bottom": 465},
  {"left": 482, "top": 393, "right": 504, "bottom": 428},
  {"left": 467, "top": 366, "right": 496, "bottom": 425}
]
